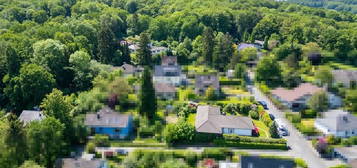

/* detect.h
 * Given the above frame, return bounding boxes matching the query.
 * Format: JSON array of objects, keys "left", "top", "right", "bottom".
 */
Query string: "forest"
[{"left": 287, "top": 0, "right": 357, "bottom": 14}]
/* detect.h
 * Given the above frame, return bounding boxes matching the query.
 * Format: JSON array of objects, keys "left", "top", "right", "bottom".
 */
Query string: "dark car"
[
  {"left": 269, "top": 113, "right": 275, "bottom": 120},
  {"left": 257, "top": 101, "right": 269, "bottom": 110}
]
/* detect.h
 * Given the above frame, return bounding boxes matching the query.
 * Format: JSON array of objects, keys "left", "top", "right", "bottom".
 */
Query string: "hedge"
[
  {"left": 213, "top": 139, "right": 288, "bottom": 150},
  {"left": 223, "top": 134, "right": 287, "bottom": 144},
  {"left": 110, "top": 141, "right": 167, "bottom": 147},
  {"left": 219, "top": 79, "right": 242, "bottom": 85}
]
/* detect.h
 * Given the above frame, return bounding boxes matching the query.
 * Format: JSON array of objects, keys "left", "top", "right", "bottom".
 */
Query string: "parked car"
[
  {"left": 257, "top": 101, "right": 269, "bottom": 110},
  {"left": 275, "top": 119, "right": 289, "bottom": 136},
  {"left": 269, "top": 113, "right": 275, "bottom": 120}
]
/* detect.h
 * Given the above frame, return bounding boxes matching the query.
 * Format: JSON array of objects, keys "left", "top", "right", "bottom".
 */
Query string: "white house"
[
  {"left": 314, "top": 109, "right": 357, "bottom": 138},
  {"left": 153, "top": 65, "right": 186, "bottom": 86},
  {"left": 19, "top": 110, "right": 45, "bottom": 126},
  {"left": 195, "top": 105, "right": 254, "bottom": 136}
]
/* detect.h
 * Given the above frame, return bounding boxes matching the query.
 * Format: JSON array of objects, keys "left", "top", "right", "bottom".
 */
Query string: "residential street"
[{"left": 248, "top": 72, "right": 343, "bottom": 168}]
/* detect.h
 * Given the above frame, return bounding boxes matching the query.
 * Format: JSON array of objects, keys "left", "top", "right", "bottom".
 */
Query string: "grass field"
[{"left": 253, "top": 120, "right": 270, "bottom": 138}]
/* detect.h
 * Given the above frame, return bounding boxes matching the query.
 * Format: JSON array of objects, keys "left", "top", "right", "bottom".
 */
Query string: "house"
[
  {"left": 219, "top": 161, "right": 240, "bottom": 168},
  {"left": 195, "top": 74, "right": 220, "bottom": 96},
  {"left": 85, "top": 107, "right": 133, "bottom": 139},
  {"left": 195, "top": 105, "right": 255, "bottom": 136},
  {"left": 154, "top": 83, "right": 176, "bottom": 100},
  {"left": 237, "top": 43, "right": 261, "bottom": 51},
  {"left": 128, "top": 43, "right": 167, "bottom": 55},
  {"left": 332, "top": 70, "right": 357, "bottom": 88},
  {"left": 349, "top": 159, "right": 357, "bottom": 168},
  {"left": 315, "top": 110, "right": 357, "bottom": 138},
  {"left": 334, "top": 146, "right": 357, "bottom": 164},
  {"left": 55, "top": 158, "right": 107, "bottom": 168},
  {"left": 271, "top": 83, "right": 341, "bottom": 110},
  {"left": 19, "top": 110, "right": 45, "bottom": 126},
  {"left": 161, "top": 56, "right": 177, "bottom": 66},
  {"left": 240, "top": 156, "right": 296, "bottom": 168},
  {"left": 153, "top": 65, "right": 186, "bottom": 86},
  {"left": 120, "top": 63, "right": 143, "bottom": 76}
]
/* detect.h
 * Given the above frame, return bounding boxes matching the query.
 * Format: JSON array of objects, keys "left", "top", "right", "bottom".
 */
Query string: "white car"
[{"left": 275, "top": 119, "right": 289, "bottom": 136}]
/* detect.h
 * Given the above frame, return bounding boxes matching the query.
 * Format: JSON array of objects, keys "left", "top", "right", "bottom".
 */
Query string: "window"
[{"left": 115, "top": 128, "right": 121, "bottom": 132}]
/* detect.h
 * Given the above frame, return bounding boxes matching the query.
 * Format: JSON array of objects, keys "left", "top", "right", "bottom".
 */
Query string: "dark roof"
[
  {"left": 19, "top": 110, "right": 45, "bottom": 125},
  {"left": 161, "top": 56, "right": 177, "bottom": 66},
  {"left": 195, "top": 105, "right": 254, "bottom": 134},
  {"left": 154, "top": 65, "right": 181, "bottom": 76},
  {"left": 241, "top": 156, "right": 296, "bottom": 168},
  {"left": 154, "top": 83, "right": 176, "bottom": 93},
  {"left": 85, "top": 107, "right": 130, "bottom": 128},
  {"left": 332, "top": 70, "right": 357, "bottom": 87},
  {"left": 55, "top": 158, "right": 106, "bottom": 168},
  {"left": 195, "top": 74, "right": 220, "bottom": 90}
]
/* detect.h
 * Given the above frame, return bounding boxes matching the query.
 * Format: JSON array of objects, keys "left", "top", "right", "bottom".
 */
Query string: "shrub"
[
  {"left": 223, "top": 134, "right": 286, "bottom": 144},
  {"left": 326, "top": 135, "right": 341, "bottom": 145},
  {"left": 86, "top": 142, "right": 96, "bottom": 153},
  {"left": 285, "top": 112, "right": 301, "bottom": 123},
  {"left": 295, "top": 158, "right": 308, "bottom": 168},
  {"left": 249, "top": 110, "right": 259, "bottom": 120},
  {"left": 222, "top": 103, "right": 239, "bottom": 115},
  {"left": 301, "top": 109, "right": 317, "bottom": 118},
  {"left": 213, "top": 139, "right": 288, "bottom": 150},
  {"left": 201, "top": 148, "right": 232, "bottom": 160},
  {"left": 269, "top": 121, "right": 280, "bottom": 138},
  {"left": 261, "top": 112, "right": 273, "bottom": 127},
  {"left": 94, "top": 134, "right": 110, "bottom": 147},
  {"left": 164, "top": 120, "right": 195, "bottom": 145}
]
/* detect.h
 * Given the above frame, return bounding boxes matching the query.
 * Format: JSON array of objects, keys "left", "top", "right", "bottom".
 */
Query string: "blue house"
[{"left": 85, "top": 107, "right": 133, "bottom": 139}]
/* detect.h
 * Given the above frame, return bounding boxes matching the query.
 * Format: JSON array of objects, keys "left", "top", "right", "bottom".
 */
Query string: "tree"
[
  {"left": 234, "top": 63, "right": 247, "bottom": 79},
  {"left": 40, "top": 89, "right": 74, "bottom": 143},
  {"left": 3, "top": 43, "right": 20, "bottom": 77},
  {"left": 32, "top": 39, "right": 69, "bottom": 88},
  {"left": 137, "top": 32, "right": 152, "bottom": 65},
  {"left": 302, "top": 42, "right": 322, "bottom": 65},
  {"left": 269, "top": 121, "right": 279, "bottom": 138},
  {"left": 263, "top": 36, "right": 269, "bottom": 50},
  {"left": 308, "top": 91, "right": 329, "bottom": 113},
  {"left": 315, "top": 67, "right": 333, "bottom": 88},
  {"left": 19, "top": 160, "right": 44, "bottom": 168},
  {"left": 164, "top": 120, "right": 195, "bottom": 144},
  {"left": 205, "top": 86, "right": 217, "bottom": 100},
  {"left": 4, "top": 64, "right": 55, "bottom": 112},
  {"left": 345, "top": 89, "right": 357, "bottom": 113},
  {"left": 3, "top": 114, "right": 27, "bottom": 167},
  {"left": 119, "top": 42, "right": 131, "bottom": 64},
  {"left": 97, "top": 23, "right": 117, "bottom": 65},
  {"left": 69, "top": 51, "right": 93, "bottom": 91},
  {"left": 202, "top": 27, "right": 215, "bottom": 66},
  {"left": 108, "top": 77, "right": 132, "bottom": 107},
  {"left": 255, "top": 57, "right": 282, "bottom": 87},
  {"left": 139, "top": 67, "right": 156, "bottom": 120},
  {"left": 240, "top": 47, "right": 258, "bottom": 62},
  {"left": 212, "top": 32, "right": 234, "bottom": 71},
  {"left": 125, "top": 0, "right": 138, "bottom": 13},
  {"left": 26, "top": 117, "right": 65, "bottom": 167}
]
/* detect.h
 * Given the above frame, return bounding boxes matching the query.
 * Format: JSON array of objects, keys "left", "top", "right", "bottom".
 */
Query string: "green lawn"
[
  {"left": 111, "top": 138, "right": 167, "bottom": 147},
  {"left": 253, "top": 120, "right": 270, "bottom": 138},
  {"left": 222, "top": 87, "right": 250, "bottom": 95},
  {"left": 329, "top": 62, "right": 357, "bottom": 70}
]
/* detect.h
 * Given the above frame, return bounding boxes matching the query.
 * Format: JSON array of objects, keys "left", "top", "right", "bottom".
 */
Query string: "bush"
[
  {"left": 223, "top": 134, "right": 286, "bottom": 144},
  {"left": 94, "top": 134, "right": 110, "bottom": 147},
  {"left": 249, "top": 110, "right": 259, "bottom": 120},
  {"left": 219, "top": 78, "right": 242, "bottom": 85},
  {"left": 285, "top": 112, "right": 301, "bottom": 123},
  {"left": 164, "top": 120, "right": 195, "bottom": 145},
  {"left": 301, "top": 109, "right": 317, "bottom": 118},
  {"left": 86, "top": 142, "right": 96, "bottom": 153},
  {"left": 261, "top": 112, "right": 273, "bottom": 127},
  {"left": 201, "top": 148, "right": 232, "bottom": 160},
  {"left": 213, "top": 139, "right": 288, "bottom": 150},
  {"left": 295, "top": 158, "right": 308, "bottom": 168},
  {"left": 326, "top": 135, "right": 341, "bottom": 145}
]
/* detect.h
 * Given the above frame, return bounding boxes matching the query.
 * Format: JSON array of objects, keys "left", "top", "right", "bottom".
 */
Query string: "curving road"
[{"left": 248, "top": 71, "right": 342, "bottom": 168}]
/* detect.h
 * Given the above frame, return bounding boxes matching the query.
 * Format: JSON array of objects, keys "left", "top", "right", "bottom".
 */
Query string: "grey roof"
[
  {"left": 334, "top": 146, "right": 357, "bottom": 160},
  {"left": 121, "top": 63, "right": 135, "bottom": 74},
  {"left": 195, "top": 105, "right": 254, "bottom": 134},
  {"left": 85, "top": 107, "right": 130, "bottom": 128},
  {"left": 349, "top": 159, "right": 357, "bottom": 168},
  {"left": 195, "top": 74, "right": 220, "bottom": 90},
  {"left": 332, "top": 70, "right": 357, "bottom": 87},
  {"left": 154, "top": 83, "right": 176, "bottom": 93},
  {"left": 154, "top": 65, "right": 181, "bottom": 77},
  {"left": 55, "top": 158, "right": 106, "bottom": 168},
  {"left": 19, "top": 110, "right": 45, "bottom": 125},
  {"left": 315, "top": 110, "right": 357, "bottom": 132},
  {"left": 241, "top": 156, "right": 296, "bottom": 168},
  {"left": 161, "top": 56, "right": 177, "bottom": 66}
]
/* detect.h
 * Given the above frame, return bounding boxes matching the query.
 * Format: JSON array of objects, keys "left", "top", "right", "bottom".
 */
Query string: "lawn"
[
  {"left": 253, "top": 120, "right": 270, "bottom": 138},
  {"left": 111, "top": 138, "right": 167, "bottom": 147},
  {"left": 216, "top": 97, "right": 252, "bottom": 105},
  {"left": 221, "top": 87, "right": 250, "bottom": 95},
  {"left": 328, "top": 62, "right": 357, "bottom": 70},
  {"left": 301, "top": 119, "right": 315, "bottom": 127}
]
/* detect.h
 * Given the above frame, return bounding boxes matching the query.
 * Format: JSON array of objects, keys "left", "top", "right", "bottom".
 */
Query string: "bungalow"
[
  {"left": 19, "top": 110, "right": 45, "bottom": 126},
  {"left": 315, "top": 110, "right": 357, "bottom": 138},
  {"left": 271, "top": 83, "right": 342, "bottom": 110},
  {"left": 240, "top": 156, "right": 296, "bottom": 168},
  {"left": 195, "top": 74, "right": 220, "bottom": 96},
  {"left": 154, "top": 83, "right": 176, "bottom": 100},
  {"left": 153, "top": 65, "right": 186, "bottom": 86},
  {"left": 55, "top": 158, "right": 107, "bottom": 168},
  {"left": 332, "top": 70, "right": 357, "bottom": 88},
  {"left": 195, "top": 105, "right": 255, "bottom": 136},
  {"left": 333, "top": 146, "right": 357, "bottom": 164},
  {"left": 120, "top": 63, "right": 143, "bottom": 76},
  {"left": 85, "top": 107, "right": 133, "bottom": 139}
]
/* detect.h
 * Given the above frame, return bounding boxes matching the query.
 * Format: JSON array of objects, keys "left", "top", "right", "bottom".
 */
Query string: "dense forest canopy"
[{"left": 286, "top": 0, "right": 357, "bottom": 14}]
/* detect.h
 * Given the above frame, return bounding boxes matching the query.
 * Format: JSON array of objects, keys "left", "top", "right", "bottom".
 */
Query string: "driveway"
[{"left": 248, "top": 72, "right": 343, "bottom": 168}]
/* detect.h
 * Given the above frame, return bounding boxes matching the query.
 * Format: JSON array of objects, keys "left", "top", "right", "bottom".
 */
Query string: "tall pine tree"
[
  {"left": 202, "top": 27, "right": 214, "bottom": 66},
  {"left": 212, "top": 33, "right": 234, "bottom": 71},
  {"left": 137, "top": 32, "right": 152, "bottom": 65},
  {"left": 139, "top": 67, "right": 156, "bottom": 120},
  {"left": 120, "top": 42, "right": 131, "bottom": 65},
  {"left": 97, "top": 23, "right": 117, "bottom": 64}
]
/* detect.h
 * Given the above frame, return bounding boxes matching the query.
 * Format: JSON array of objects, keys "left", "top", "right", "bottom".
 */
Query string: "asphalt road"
[{"left": 248, "top": 72, "right": 342, "bottom": 168}]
